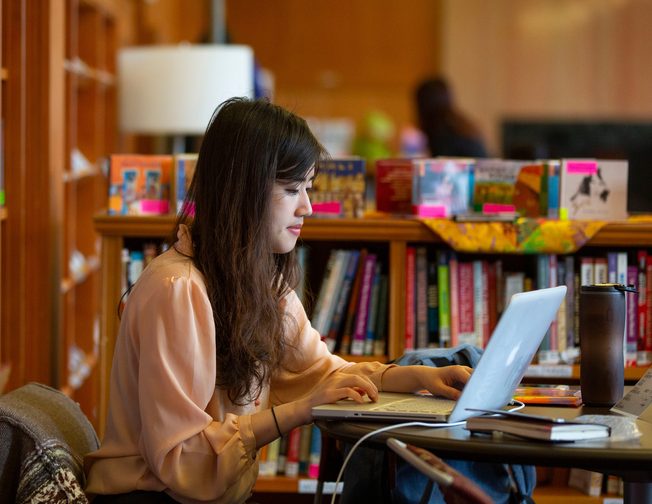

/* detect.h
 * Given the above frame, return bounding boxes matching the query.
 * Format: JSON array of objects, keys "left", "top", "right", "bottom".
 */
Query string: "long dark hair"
[
  {"left": 415, "top": 76, "right": 484, "bottom": 155},
  {"left": 174, "top": 98, "right": 325, "bottom": 405}
]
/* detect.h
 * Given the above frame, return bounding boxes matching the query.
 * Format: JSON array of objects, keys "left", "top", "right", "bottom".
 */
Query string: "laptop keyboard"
[{"left": 371, "top": 397, "right": 454, "bottom": 414}]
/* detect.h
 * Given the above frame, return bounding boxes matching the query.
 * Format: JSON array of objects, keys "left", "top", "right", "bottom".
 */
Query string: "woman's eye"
[{"left": 285, "top": 188, "right": 299, "bottom": 195}]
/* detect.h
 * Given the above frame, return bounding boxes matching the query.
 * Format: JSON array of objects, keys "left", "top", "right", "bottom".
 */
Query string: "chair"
[{"left": 0, "top": 382, "right": 99, "bottom": 503}]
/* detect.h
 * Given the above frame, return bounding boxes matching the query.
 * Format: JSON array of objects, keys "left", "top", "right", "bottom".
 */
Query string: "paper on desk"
[{"left": 611, "top": 367, "right": 652, "bottom": 422}]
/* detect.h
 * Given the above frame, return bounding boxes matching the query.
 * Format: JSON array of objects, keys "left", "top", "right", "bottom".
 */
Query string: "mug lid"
[{"left": 581, "top": 283, "right": 637, "bottom": 293}]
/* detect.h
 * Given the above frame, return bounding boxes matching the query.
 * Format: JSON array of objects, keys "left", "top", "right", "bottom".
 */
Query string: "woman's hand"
[
  {"left": 381, "top": 365, "right": 472, "bottom": 400},
  {"left": 295, "top": 372, "right": 379, "bottom": 424},
  {"left": 416, "top": 365, "right": 472, "bottom": 400}
]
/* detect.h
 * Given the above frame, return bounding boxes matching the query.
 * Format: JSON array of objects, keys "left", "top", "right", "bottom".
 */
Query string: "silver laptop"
[{"left": 313, "top": 285, "right": 567, "bottom": 424}]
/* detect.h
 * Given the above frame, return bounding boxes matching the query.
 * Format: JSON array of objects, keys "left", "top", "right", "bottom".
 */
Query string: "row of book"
[
  {"left": 404, "top": 247, "right": 652, "bottom": 367},
  {"left": 375, "top": 157, "right": 628, "bottom": 221},
  {"left": 258, "top": 424, "right": 321, "bottom": 479},
  {"left": 567, "top": 468, "right": 623, "bottom": 498},
  {"left": 307, "top": 248, "right": 389, "bottom": 356},
  {"left": 106, "top": 153, "right": 628, "bottom": 224}
]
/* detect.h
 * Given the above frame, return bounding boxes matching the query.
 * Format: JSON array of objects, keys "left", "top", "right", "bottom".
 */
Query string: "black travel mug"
[{"left": 579, "top": 284, "right": 632, "bottom": 407}]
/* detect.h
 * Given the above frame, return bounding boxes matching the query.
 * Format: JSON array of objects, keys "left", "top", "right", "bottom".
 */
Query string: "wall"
[
  {"left": 226, "top": 0, "right": 443, "bottom": 151},
  {"left": 441, "top": 0, "right": 652, "bottom": 155}
]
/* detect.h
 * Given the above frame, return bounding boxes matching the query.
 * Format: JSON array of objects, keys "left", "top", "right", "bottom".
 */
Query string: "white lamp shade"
[{"left": 118, "top": 45, "right": 254, "bottom": 135}]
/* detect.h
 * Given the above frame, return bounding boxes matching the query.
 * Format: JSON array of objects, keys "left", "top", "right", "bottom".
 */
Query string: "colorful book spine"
[
  {"left": 473, "top": 260, "right": 486, "bottom": 348},
  {"left": 364, "top": 263, "right": 382, "bottom": 355},
  {"left": 415, "top": 247, "right": 429, "bottom": 349},
  {"left": 404, "top": 247, "right": 416, "bottom": 351},
  {"left": 426, "top": 260, "right": 440, "bottom": 347},
  {"left": 340, "top": 249, "right": 368, "bottom": 354},
  {"left": 448, "top": 252, "right": 459, "bottom": 347},
  {"left": 580, "top": 257, "right": 594, "bottom": 286},
  {"left": 350, "top": 254, "right": 377, "bottom": 355},
  {"left": 627, "top": 265, "right": 639, "bottom": 366},
  {"left": 308, "top": 424, "right": 322, "bottom": 479},
  {"left": 456, "top": 261, "right": 475, "bottom": 345},
  {"left": 324, "top": 250, "right": 360, "bottom": 352},
  {"left": 298, "top": 424, "right": 313, "bottom": 475},
  {"left": 638, "top": 251, "right": 650, "bottom": 365},
  {"left": 436, "top": 251, "right": 451, "bottom": 346},
  {"left": 374, "top": 275, "right": 389, "bottom": 356},
  {"left": 284, "top": 427, "right": 302, "bottom": 477},
  {"left": 594, "top": 257, "right": 608, "bottom": 284}
]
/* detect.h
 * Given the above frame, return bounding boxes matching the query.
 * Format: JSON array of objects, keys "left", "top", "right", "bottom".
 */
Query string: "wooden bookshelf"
[{"left": 94, "top": 214, "right": 652, "bottom": 432}]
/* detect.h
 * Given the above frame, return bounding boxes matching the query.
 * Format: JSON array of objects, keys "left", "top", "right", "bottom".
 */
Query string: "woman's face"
[{"left": 269, "top": 168, "right": 314, "bottom": 254}]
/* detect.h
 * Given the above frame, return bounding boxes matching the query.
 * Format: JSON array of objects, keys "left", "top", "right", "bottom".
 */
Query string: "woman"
[
  {"left": 415, "top": 76, "right": 487, "bottom": 158},
  {"left": 85, "top": 98, "right": 471, "bottom": 503}
]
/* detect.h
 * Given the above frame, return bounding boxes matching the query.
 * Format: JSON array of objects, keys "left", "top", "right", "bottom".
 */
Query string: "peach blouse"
[{"left": 84, "top": 227, "right": 391, "bottom": 504}]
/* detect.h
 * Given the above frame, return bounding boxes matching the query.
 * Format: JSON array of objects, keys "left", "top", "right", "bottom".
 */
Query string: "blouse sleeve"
[
  {"left": 269, "top": 290, "right": 394, "bottom": 406},
  {"left": 131, "top": 273, "right": 257, "bottom": 503}
]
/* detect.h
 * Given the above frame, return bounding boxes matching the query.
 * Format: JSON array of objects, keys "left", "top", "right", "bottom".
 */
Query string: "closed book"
[
  {"left": 298, "top": 424, "right": 313, "bottom": 475},
  {"left": 465, "top": 409, "right": 610, "bottom": 442},
  {"left": 559, "top": 159, "right": 628, "bottom": 221},
  {"left": 350, "top": 254, "right": 377, "bottom": 355},
  {"left": 426, "top": 260, "right": 439, "bottom": 347},
  {"left": 308, "top": 424, "right": 322, "bottom": 479},
  {"left": 108, "top": 154, "right": 173, "bottom": 215},
  {"left": 404, "top": 247, "right": 416, "bottom": 351},
  {"left": 284, "top": 427, "right": 302, "bottom": 477},
  {"left": 325, "top": 250, "right": 361, "bottom": 353},
  {"left": 457, "top": 261, "right": 475, "bottom": 345},
  {"left": 436, "top": 251, "right": 451, "bottom": 346},
  {"left": 373, "top": 275, "right": 389, "bottom": 356},
  {"left": 312, "top": 157, "right": 366, "bottom": 218},
  {"left": 364, "top": 263, "right": 382, "bottom": 355},
  {"left": 415, "top": 247, "right": 428, "bottom": 349},
  {"left": 375, "top": 158, "right": 414, "bottom": 214},
  {"left": 340, "top": 249, "right": 368, "bottom": 354}
]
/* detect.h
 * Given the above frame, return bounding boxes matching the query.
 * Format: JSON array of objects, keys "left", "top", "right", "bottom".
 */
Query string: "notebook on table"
[{"left": 313, "top": 286, "right": 567, "bottom": 424}]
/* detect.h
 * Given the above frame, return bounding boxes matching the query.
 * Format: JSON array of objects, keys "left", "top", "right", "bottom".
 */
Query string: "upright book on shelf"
[
  {"left": 375, "top": 158, "right": 413, "bottom": 214},
  {"left": 108, "top": 155, "right": 173, "bottom": 215},
  {"left": 412, "top": 158, "right": 472, "bottom": 217},
  {"left": 559, "top": 159, "right": 628, "bottom": 220},
  {"left": 172, "top": 153, "right": 198, "bottom": 214},
  {"left": 312, "top": 157, "right": 366, "bottom": 218}
]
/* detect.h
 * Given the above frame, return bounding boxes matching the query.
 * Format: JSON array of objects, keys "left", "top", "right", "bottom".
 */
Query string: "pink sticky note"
[
  {"left": 141, "top": 199, "right": 169, "bottom": 215},
  {"left": 482, "top": 203, "right": 516, "bottom": 214},
  {"left": 413, "top": 204, "right": 447, "bottom": 218},
  {"left": 566, "top": 161, "right": 598, "bottom": 174},
  {"left": 312, "top": 201, "right": 342, "bottom": 215}
]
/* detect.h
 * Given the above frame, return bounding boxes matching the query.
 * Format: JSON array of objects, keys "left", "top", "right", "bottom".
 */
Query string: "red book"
[
  {"left": 284, "top": 427, "right": 302, "bottom": 478},
  {"left": 375, "top": 159, "right": 413, "bottom": 214},
  {"left": 404, "top": 247, "right": 416, "bottom": 351},
  {"left": 351, "top": 254, "right": 377, "bottom": 355},
  {"left": 457, "top": 261, "right": 475, "bottom": 345},
  {"left": 449, "top": 253, "right": 460, "bottom": 347},
  {"left": 638, "top": 251, "right": 649, "bottom": 365}
]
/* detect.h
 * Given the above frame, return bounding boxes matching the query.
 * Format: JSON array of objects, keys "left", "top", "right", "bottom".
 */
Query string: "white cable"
[
  {"left": 328, "top": 421, "right": 465, "bottom": 504},
  {"left": 507, "top": 399, "right": 525, "bottom": 412}
]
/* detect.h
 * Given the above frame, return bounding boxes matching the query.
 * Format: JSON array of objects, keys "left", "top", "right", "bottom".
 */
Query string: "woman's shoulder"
[{"left": 131, "top": 247, "right": 206, "bottom": 296}]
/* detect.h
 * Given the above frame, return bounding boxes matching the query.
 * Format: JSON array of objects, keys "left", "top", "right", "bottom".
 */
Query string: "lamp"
[{"left": 118, "top": 44, "right": 254, "bottom": 152}]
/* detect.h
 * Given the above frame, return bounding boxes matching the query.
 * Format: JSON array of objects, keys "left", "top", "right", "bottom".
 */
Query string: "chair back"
[{"left": 0, "top": 382, "right": 99, "bottom": 503}]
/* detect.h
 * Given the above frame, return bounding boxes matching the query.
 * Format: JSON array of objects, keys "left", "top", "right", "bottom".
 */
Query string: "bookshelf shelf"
[
  {"left": 1, "top": 68, "right": 7, "bottom": 80},
  {"left": 0, "top": 207, "right": 7, "bottom": 221},
  {"left": 93, "top": 214, "right": 652, "bottom": 246}
]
